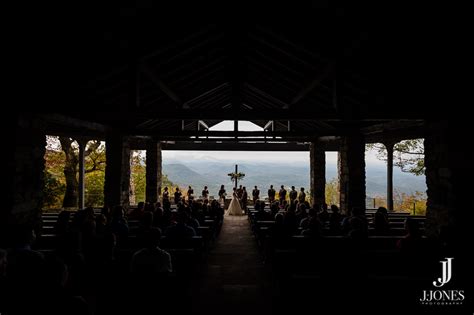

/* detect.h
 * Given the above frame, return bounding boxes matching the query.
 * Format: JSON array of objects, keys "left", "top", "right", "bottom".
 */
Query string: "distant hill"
[{"left": 162, "top": 160, "right": 427, "bottom": 198}]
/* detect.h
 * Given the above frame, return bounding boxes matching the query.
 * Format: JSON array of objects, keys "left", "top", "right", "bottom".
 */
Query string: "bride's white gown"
[{"left": 227, "top": 194, "right": 244, "bottom": 216}]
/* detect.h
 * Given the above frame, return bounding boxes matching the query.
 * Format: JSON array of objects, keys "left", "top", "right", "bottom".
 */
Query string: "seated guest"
[
  {"left": 128, "top": 201, "right": 145, "bottom": 220},
  {"left": 131, "top": 228, "right": 172, "bottom": 274},
  {"left": 373, "top": 207, "right": 390, "bottom": 235},
  {"left": 342, "top": 206, "right": 367, "bottom": 236},
  {"left": 300, "top": 206, "right": 316, "bottom": 230},
  {"left": 397, "top": 217, "right": 423, "bottom": 253},
  {"left": 283, "top": 207, "right": 298, "bottom": 236},
  {"left": 301, "top": 216, "right": 322, "bottom": 238},
  {"left": 110, "top": 206, "right": 129, "bottom": 247},
  {"left": 329, "top": 205, "right": 343, "bottom": 232},
  {"left": 165, "top": 211, "right": 196, "bottom": 239},
  {"left": 318, "top": 203, "right": 330, "bottom": 223},
  {"left": 296, "top": 203, "right": 308, "bottom": 224}
]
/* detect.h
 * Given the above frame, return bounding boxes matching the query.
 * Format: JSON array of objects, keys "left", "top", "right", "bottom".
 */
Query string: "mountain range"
[{"left": 162, "top": 160, "right": 427, "bottom": 198}]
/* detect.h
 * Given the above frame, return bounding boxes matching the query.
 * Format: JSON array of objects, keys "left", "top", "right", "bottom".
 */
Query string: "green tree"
[
  {"left": 43, "top": 170, "right": 65, "bottom": 208},
  {"left": 366, "top": 139, "right": 425, "bottom": 175}
]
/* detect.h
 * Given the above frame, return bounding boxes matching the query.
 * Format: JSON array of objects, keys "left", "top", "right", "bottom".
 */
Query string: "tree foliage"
[
  {"left": 325, "top": 177, "right": 339, "bottom": 206},
  {"left": 44, "top": 137, "right": 174, "bottom": 209},
  {"left": 366, "top": 139, "right": 425, "bottom": 175}
]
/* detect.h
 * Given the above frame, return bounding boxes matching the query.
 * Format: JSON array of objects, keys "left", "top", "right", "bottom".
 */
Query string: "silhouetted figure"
[
  {"left": 279, "top": 185, "right": 287, "bottom": 204},
  {"left": 301, "top": 216, "right": 322, "bottom": 238},
  {"left": 252, "top": 186, "right": 260, "bottom": 205},
  {"left": 202, "top": 186, "right": 209, "bottom": 200},
  {"left": 289, "top": 186, "right": 297, "bottom": 203},
  {"left": 397, "top": 217, "right": 423, "bottom": 254},
  {"left": 187, "top": 185, "right": 194, "bottom": 201},
  {"left": 373, "top": 207, "right": 390, "bottom": 235},
  {"left": 218, "top": 185, "right": 226, "bottom": 205},
  {"left": 128, "top": 201, "right": 145, "bottom": 220},
  {"left": 165, "top": 211, "right": 196, "bottom": 241},
  {"left": 268, "top": 185, "right": 276, "bottom": 203},
  {"left": 329, "top": 205, "right": 343, "bottom": 234},
  {"left": 299, "top": 206, "right": 315, "bottom": 230},
  {"left": 162, "top": 187, "right": 171, "bottom": 209},
  {"left": 318, "top": 203, "right": 330, "bottom": 223},
  {"left": 298, "top": 187, "right": 306, "bottom": 203},
  {"left": 110, "top": 206, "right": 129, "bottom": 248},
  {"left": 131, "top": 227, "right": 172, "bottom": 274},
  {"left": 242, "top": 187, "right": 248, "bottom": 213},
  {"left": 174, "top": 187, "right": 182, "bottom": 204}
]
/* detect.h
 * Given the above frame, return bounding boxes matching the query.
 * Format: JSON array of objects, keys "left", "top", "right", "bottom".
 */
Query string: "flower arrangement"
[{"left": 228, "top": 172, "right": 245, "bottom": 182}]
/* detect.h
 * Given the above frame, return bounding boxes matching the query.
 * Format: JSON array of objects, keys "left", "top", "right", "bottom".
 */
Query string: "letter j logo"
[{"left": 433, "top": 257, "right": 453, "bottom": 287}]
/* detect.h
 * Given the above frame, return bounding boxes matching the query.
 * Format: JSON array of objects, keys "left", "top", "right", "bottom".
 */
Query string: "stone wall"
[
  {"left": 146, "top": 141, "right": 162, "bottom": 203},
  {"left": 425, "top": 121, "right": 474, "bottom": 238},
  {"left": 104, "top": 134, "right": 131, "bottom": 209},
  {"left": 1, "top": 114, "right": 45, "bottom": 246},
  {"left": 338, "top": 134, "right": 366, "bottom": 214},
  {"left": 309, "top": 142, "right": 326, "bottom": 207}
]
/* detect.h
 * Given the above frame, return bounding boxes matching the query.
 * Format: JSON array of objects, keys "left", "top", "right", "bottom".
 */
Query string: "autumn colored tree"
[{"left": 325, "top": 177, "right": 339, "bottom": 207}]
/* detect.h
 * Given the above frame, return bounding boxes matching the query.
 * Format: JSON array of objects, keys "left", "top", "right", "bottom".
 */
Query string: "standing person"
[
  {"left": 298, "top": 187, "right": 306, "bottom": 203},
  {"left": 187, "top": 186, "right": 194, "bottom": 201},
  {"left": 252, "top": 186, "right": 260, "bottom": 205},
  {"left": 202, "top": 186, "right": 209, "bottom": 200},
  {"left": 268, "top": 185, "right": 276, "bottom": 203},
  {"left": 289, "top": 186, "right": 297, "bottom": 203},
  {"left": 174, "top": 187, "right": 182, "bottom": 204},
  {"left": 162, "top": 187, "right": 170, "bottom": 209},
  {"left": 218, "top": 185, "right": 226, "bottom": 205},
  {"left": 237, "top": 185, "right": 243, "bottom": 199},
  {"left": 241, "top": 187, "right": 248, "bottom": 213},
  {"left": 279, "top": 185, "right": 287, "bottom": 204}
]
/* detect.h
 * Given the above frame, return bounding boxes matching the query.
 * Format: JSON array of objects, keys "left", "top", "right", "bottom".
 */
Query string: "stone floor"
[{"left": 191, "top": 214, "right": 273, "bottom": 315}]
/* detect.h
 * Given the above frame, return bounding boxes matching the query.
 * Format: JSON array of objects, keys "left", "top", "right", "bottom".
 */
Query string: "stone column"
[
  {"left": 425, "top": 121, "right": 474, "bottom": 238},
  {"left": 338, "top": 134, "right": 366, "bottom": 214},
  {"left": 77, "top": 140, "right": 86, "bottom": 209},
  {"left": 385, "top": 141, "right": 394, "bottom": 211},
  {"left": 104, "top": 133, "right": 131, "bottom": 209},
  {"left": 146, "top": 141, "right": 162, "bottom": 203},
  {"left": 309, "top": 142, "right": 326, "bottom": 207},
  {"left": 2, "top": 114, "right": 45, "bottom": 247}
]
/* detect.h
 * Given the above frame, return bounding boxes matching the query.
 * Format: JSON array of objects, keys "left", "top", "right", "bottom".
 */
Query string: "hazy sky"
[{"left": 162, "top": 120, "right": 385, "bottom": 166}]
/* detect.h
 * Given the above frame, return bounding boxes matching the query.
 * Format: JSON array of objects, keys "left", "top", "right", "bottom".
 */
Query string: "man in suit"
[
  {"left": 252, "top": 186, "right": 260, "bottom": 205},
  {"left": 268, "top": 185, "right": 276, "bottom": 203}
]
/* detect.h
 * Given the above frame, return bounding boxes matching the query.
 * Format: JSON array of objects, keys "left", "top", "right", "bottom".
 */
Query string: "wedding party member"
[
  {"left": 162, "top": 187, "right": 170, "bottom": 208},
  {"left": 201, "top": 186, "right": 209, "bottom": 200},
  {"left": 268, "top": 185, "right": 276, "bottom": 203},
  {"left": 279, "top": 185, "right": 287, "bottom": 204},
  {"left": 236, "top": 185, "right": 243, "bottom": 199},
  {"left": 252, "top": 186, "right": 260, "bottom": 205},
  {"left": 174, "top": 187, "right": 182, "bottom": 204},
  {"left": 241, "top": 187, "right": 248, "bottom": 212},
  {"left": 298, "top": 187, "right": 306, "bottom": 203},
  {"left": 187, "top": 186, "right": 194, "bottom": 201},
  {"left": 289, "top": 186, "right": 297, "bottom": 203},
  {"left": 218, "top": 185, "right": 226, "bottom": 204},
  {"left": 227, "top": 188, "right": 244, "bottom": 216}
]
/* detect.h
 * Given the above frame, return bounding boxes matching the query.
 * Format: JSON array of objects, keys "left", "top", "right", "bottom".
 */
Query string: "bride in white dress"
[{"left": 227, "top": 191, "right": 244, "bottom": 216}]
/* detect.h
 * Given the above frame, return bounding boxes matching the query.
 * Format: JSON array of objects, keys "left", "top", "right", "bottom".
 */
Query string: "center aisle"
[{"left": 191, "top": 214, "right": 273, "bottom": 315}]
